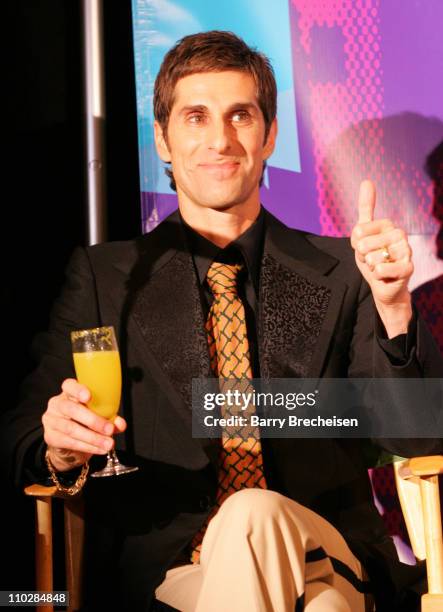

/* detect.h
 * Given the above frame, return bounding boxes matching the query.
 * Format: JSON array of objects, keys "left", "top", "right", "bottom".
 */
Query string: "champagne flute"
[{"left": 71, "top": 326, "right": 138, "bottom": 477}]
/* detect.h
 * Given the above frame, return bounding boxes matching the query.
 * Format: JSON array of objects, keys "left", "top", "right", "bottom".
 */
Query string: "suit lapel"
[
  {"left": 112, "top": 211, "right": 215, "bottom": 466},
  {"left": 259, "top": 211, "right": 347, "bottom": 379},
  {"left": 131, "top": 245, "right": 212, "bottom": 413}
]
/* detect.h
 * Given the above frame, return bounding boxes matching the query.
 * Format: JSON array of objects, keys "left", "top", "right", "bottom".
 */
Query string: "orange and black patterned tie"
[{"left": 190, "top": 261, "right": 267, "bottom": 563}]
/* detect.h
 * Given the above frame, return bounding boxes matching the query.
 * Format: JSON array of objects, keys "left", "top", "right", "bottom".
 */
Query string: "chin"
[
  {"left": 200, "top": 187, "right": 254, "bottom": 210},
  {"left": 202, "top": 198, "right": 247, "bottom": 211}
]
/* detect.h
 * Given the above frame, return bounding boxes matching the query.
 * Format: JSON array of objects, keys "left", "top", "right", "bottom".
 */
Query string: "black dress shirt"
[{"left": 181, "top": 207, "right": 265, "bottom": 377}]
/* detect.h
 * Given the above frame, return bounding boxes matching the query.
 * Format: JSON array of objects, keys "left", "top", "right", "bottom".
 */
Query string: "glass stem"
[{"left": 109, "top": 448, "right": 119, "bottom": 464}]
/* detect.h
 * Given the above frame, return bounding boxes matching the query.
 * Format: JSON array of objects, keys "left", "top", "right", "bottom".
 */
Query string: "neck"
[{"left": 178, "top": 197, "right": 261, "bottom": 248}]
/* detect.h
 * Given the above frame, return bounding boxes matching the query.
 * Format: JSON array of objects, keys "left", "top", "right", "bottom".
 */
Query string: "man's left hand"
[{"left": 350, "top": 179, "right": 413, "bottom": 338}]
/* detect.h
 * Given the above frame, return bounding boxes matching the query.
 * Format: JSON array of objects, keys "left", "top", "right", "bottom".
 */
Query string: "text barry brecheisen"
[{"left": 202, "top": 414, "right": 358, "bottom": 428}]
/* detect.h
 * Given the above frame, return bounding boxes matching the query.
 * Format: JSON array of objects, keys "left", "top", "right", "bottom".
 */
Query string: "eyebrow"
[{"left": 178, "top": 102, "right": 260, "bottom": 116}]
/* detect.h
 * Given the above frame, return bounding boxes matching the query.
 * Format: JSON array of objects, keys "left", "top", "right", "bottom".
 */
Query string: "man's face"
[{"left": 154, "top": 70, "right": 277, "bottom": 212}]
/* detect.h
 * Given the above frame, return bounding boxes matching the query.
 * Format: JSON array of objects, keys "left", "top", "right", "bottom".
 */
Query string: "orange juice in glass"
[
  {"left": 72, "top": 350, "right": 121, "bottom": 420},
  {"left": 71, "top": 326, "right": 138, "bottom": 477}
]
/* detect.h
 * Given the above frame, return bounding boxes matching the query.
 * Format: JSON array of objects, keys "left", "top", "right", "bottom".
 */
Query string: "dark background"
[{"left": 2, "top": 0, "right": 140, "bottom": 591}]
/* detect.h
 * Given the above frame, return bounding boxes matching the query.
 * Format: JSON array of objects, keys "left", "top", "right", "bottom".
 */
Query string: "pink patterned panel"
[{"left": 291, "top": 0, "right": 434, "bottom": 236}]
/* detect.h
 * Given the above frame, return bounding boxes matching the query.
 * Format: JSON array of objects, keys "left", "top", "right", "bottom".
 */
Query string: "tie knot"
[{"left": 206, "top": 262, "right": 243, "bottom": 295}]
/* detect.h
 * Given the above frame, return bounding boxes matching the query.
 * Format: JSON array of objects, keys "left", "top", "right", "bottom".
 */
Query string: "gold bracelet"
[{"left": 45, "top": 449, "right": 89, "bottom": 496}]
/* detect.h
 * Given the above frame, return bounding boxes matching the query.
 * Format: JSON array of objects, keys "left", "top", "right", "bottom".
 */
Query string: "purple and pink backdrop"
[{"left": 132, "top": 0, "right": 443, "bottom": 350}]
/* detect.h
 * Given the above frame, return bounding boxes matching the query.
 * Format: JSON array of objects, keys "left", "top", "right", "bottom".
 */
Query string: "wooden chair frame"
[
  {"left": 394, "top": 456, "right": 443, "bottom": 612},
  {"left": 24, "top": 484, "right": 85, "bottom": 612}
]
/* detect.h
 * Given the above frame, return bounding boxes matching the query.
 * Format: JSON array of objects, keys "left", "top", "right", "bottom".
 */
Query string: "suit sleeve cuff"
[
  {"left": 23, "top": 439, "right": 83, "bottom": 486},
  {"left": 376, "top": 307, "right": 417, "bottom": 366}
]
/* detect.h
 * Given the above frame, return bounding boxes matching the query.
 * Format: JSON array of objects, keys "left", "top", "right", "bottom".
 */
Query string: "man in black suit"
[{"left": 4, "top": 31, "right": 443, "bottom": 611}]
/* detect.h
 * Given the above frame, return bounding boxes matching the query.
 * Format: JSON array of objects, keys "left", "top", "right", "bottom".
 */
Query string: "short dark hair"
[{"left": 153, "top": 30, "right": 277, "bottom": 190}]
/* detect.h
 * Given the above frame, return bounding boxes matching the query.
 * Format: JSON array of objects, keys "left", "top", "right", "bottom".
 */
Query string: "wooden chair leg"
[
  {"left": 420, "top": 475, "right": 443, "bottom": 612},
  {"left": 64, "top": 496, "right": 85, "bottom": 612},
  {"left": 34, "top": 495, "right": 54, "bottom": 612}
]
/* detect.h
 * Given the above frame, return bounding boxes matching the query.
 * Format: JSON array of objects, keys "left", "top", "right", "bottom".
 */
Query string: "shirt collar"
[{"left": 180, "top": 206, "right": 265, "bottom": 293}]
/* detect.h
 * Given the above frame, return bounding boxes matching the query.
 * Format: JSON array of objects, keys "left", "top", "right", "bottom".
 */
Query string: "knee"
[
  {"left": 221, "top": 488, "right": 290, "bottom": 522},
  {"left": 305, "top": 582, "right": 353, "bottom": 612}
]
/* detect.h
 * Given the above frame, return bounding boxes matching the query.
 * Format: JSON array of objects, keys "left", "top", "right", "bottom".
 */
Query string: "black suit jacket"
[{"left": 4, "top": 209, "right": 443, "bottom": 611}]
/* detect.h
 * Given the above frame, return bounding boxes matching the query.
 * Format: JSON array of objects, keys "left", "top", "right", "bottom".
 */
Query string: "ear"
[
  {"left": 154, "top": 120, "right": 171, "bottom": 163},
  {"left": 263, "top": 118, "right": 278, "bottom": 161}
]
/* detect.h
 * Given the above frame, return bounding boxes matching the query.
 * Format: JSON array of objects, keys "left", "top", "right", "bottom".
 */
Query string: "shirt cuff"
[{"left": 376, "top": 307, "right": 417, "bottom": 365}]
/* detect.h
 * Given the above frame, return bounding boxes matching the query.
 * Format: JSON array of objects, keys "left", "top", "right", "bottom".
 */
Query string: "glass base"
[{"left": 90, "top": 450, "right": 139, "bottom": 478}]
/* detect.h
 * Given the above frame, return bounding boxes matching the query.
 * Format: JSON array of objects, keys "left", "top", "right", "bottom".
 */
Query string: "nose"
[{"left": 207, "top": 117, "right": 232, "bottom": 154}]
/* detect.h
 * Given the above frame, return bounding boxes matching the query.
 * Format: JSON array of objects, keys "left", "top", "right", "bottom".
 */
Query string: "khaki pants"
[{"left": 156, "top": 489, "right": 367, "bottom": 611}]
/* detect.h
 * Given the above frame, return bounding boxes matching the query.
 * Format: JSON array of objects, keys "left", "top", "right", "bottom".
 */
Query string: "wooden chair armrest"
[
  {"left": 400, "top": 455, "right": 443, "bottom": 478},
  {"left": 24, "top": 483, "right": 79, "bottom": 501},
  {"left": 24, "top": 483, "right": 58, "bottom": 497}
]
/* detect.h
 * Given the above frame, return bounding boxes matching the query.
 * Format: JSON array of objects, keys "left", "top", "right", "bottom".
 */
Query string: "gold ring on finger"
[{"left": 381, "top": 247, "right": 391, "bottom": 263}]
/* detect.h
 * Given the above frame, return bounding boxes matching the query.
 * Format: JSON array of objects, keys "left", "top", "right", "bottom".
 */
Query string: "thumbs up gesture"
[{"left": 350, "top": 180, "right": 413, "bottom": 337}]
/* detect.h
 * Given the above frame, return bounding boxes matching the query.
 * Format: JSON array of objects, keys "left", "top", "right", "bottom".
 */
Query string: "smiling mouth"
[{"left": 198, "top": 161, "right": 240, "bottom": 178}]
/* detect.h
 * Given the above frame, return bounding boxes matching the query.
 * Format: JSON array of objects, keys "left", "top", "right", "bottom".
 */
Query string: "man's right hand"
[{"left": 42, "top": 378, "right": 127, "bottom": 472}]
